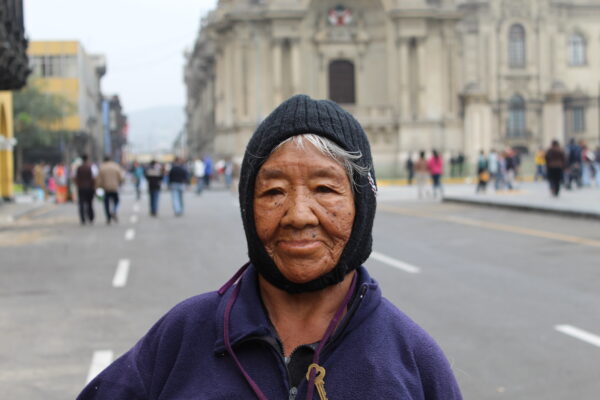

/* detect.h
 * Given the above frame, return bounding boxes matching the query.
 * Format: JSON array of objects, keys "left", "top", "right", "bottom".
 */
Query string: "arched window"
[
  {"left": 328, "top": 60, "right": 355, "bottom": 104},
  {"left": 508, "top": 24, "right": 526, "bottom": 68},
  {"left": 508, "top": 95, "right": 526, "bottom": 137},
  {"left": 569, "top": 33, "right": 586, "bottom": 66}
]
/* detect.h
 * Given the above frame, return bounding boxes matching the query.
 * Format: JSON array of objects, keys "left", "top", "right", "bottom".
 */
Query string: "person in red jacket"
[{"left": 427, "top": 149, "right": 444, "bottom": 198}]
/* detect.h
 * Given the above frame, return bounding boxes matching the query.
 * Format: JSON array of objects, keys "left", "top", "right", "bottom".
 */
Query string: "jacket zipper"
[{"left": 228, "top": 283, "right": 369, "bottom": 399}]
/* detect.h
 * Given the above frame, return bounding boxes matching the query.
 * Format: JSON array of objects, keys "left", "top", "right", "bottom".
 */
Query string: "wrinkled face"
[{"left": 254, "top": 141, "right": 355, "bottom": 284}]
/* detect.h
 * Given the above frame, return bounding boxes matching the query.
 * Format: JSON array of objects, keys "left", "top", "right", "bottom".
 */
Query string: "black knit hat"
[{"left": 239, "top": 94, "right": 377, "bottom": 293}]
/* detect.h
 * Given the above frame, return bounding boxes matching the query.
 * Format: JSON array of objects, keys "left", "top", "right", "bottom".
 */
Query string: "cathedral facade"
[{"left": 185, "top": 0, "right": 600, "bottom": 176}]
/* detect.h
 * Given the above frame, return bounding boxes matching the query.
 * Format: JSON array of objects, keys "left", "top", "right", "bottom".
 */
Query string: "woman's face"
[{"left": 254, "top": 140, "right": 355, "bottom": 284}]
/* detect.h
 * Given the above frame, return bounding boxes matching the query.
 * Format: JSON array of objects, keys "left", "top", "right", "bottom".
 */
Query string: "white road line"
[
  {"left": 130, "top": 215, "right": 138, "bottom": 224},
  {"left": 112, "top": 259, "right": 131, "bottom": 288},
  {"left": 555, "top": 325, "right": 600, "bottom": 348},
  {"left": 370, "top": 251, "right": 421, "bottom": 274},
  {"left": 132, "top": 203, "right": 140, "bottom": 213},
  {"left": 125, "top": 228, "right": 135, "bottom": 241},
  {"left": 86, "top": 350, "right": 113, "bottom": 383}
]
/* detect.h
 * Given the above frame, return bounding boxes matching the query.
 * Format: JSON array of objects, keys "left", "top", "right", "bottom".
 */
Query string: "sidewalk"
[
  {"left": 442, "top": 181, "right": 600, "bottom": 219},
  {"left": 0, "top": 195, "right": 52, "bottom": 223}
]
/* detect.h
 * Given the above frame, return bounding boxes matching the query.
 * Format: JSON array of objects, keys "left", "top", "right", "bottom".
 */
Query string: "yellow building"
[
  {"left": 0, "top": 92, "right": 15, "bottom": 199},
  {"left": 28, "top": 40, "right": 106, "bottom": 162},
  {"left": 0, "top": 0, "right": 28, "bottom": 199}
]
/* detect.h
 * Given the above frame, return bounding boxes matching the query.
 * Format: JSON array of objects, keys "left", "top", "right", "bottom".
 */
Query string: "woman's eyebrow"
[
  {"left": 310, "top": 168, "right": 343, "bottom": 179},
  {"left": 257, "top": 168, "right": 286, "bottom": 180}
]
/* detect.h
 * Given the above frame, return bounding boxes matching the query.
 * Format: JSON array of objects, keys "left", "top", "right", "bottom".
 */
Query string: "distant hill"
[{"left": 127, "top": 105, "right": 184, "bottom": 154}]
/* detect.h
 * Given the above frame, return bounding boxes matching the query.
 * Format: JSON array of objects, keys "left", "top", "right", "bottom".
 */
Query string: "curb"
[
  {"left": 442, "top": 196, "right": 600, "bottom": 221},
  {"left": 0, "top": 203, "right": 53, "bottom": 223}
]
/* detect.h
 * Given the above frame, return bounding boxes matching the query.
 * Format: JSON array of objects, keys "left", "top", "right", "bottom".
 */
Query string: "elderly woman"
[{"left": 78, "top": 95, "right": 462, "bottom": 399}]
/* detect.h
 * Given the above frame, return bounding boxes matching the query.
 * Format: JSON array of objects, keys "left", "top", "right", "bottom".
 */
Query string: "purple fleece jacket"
[{"left": 77, "top": 265, "right": 462, "bottom": 399}]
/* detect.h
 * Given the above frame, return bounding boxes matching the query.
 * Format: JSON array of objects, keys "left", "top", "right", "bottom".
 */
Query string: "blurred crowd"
[
  {"left": 470, "top": 139, "right": 599, "bottom": 197},
  {"left": 18, "top": 155, "right": 236, "bottom": 225}
]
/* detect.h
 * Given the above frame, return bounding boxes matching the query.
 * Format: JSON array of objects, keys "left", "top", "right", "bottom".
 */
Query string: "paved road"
[{"left": 1, "top": 186, "right": 599, "bottom": 399}]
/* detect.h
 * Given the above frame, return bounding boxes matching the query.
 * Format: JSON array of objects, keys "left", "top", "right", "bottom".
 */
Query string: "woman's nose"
[{"left": 281, "top": 192, "right": 319, "bottom": 228}]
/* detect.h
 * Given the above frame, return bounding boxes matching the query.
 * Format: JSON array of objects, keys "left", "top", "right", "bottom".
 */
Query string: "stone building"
[
  {"left": 185, "top": 0, "right": 600, "bottom": 176},
  {"left": 102, "top": 95, "right": 128, "bottom": 163},
  {"left": 0, "top": 0, "right": 29, "bottom": 199}
]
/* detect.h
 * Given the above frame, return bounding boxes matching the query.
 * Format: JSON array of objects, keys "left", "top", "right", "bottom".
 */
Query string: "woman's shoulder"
[
  {"left": 371, "top": 298, "right": 453, "bottom": 364},
  {"left": 369, "top": 298, "right": 462, "bottom": 397},
  {"left": 159, "top": 291, "right": 222, "bottom": 325}
]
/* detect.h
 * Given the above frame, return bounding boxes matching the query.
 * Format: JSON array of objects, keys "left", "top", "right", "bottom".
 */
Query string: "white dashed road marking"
[
  {"left": 370, "top": 251, "right": 421, "bottom": 274},
  {"left": 86, "top": 350, "right": 113, "bottom": 383},
  {"left": 555, "top": 325, "right": 600, "bottom": 348},
  {"left": 112, "top": 259, "right": 131, "bottom": 288},
  {"left": 132, "top": 203, "right": 140, "bottom": 213},
  {"left": 130, "top": 215, "right": 138, "bottom": 224},
  {"left": 125, "top": 228, "right": 135, "bottom": 241}
]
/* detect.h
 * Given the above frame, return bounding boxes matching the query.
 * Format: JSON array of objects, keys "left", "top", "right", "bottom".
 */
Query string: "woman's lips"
[{"left": 277, "top": 240, "right": 321, "bottom": 253}]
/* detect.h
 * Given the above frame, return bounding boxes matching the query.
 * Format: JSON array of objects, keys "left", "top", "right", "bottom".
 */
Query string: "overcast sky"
[{"left": 24, "top": 0, "right": 218, "bottom": 113}]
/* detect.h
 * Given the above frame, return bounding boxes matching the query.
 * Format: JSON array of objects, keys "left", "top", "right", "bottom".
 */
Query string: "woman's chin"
[{"left": 277, "top": 263, "right": 332, "bottom": 284}]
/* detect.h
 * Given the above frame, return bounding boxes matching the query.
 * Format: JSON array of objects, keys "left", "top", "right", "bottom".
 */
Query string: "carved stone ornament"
[
  {"left": 328, "top": 4, "right": 353, "bottom": 26},
  {"left": 504, "top": 0, "right": 530, "bottom": 18}
]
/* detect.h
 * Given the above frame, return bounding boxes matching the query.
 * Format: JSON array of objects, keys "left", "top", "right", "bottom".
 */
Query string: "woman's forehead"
[{"left": 258, "top": 141, "right": 345, "bottom": 174}]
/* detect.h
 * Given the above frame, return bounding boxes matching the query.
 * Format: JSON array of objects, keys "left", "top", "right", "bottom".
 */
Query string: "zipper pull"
[{"left": 288, "top": 386, "right": 298, "bottom": 400}]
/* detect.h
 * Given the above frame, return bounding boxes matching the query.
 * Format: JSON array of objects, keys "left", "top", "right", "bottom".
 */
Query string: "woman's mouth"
[{"left": 277, "top": 240, "right": 321, "bottom": 253}]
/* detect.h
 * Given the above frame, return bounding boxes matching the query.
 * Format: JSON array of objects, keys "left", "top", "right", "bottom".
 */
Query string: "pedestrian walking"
[
  {"left": 580, "top": 140, "right": 593, "bottom": 187},
  {"left": 145, "top": 160, "right": 163, "bottom": 216},
  {"left": 565, "top": 138, "right": 582, "bottom": 189},
  {"left": 74, "top": 154, "right": 95, "bottom": 225},
  {"left": 77, "top": 94, "right": 462, "bottom": 400},
  {"left": 406, "top": 153, "right": 414, "bottom": 185},
  {"left": 534, "top": 148, "right": 546, "bottom": 181},
  {"left": 414, "top": 150, "right": 429, "bottom": 199},
  {"left": 168, "top": 157, "right": 189, "bottom": 216},
  {"left": 52, "top": 161, "right": 68, "bottom": 203},
  {"left": 545, "top": 140, "right": 566, "bottom": 197},
  {"left": 475, "top": 150, "right": 489, "bottom": 193},
  {"left": 594, "top": 146, "right": 600, "bottom": 187},
  {"left": 224, "top": 159, "right": 234, "bottom": 189},
  {"left": 33, "top": 161, "right": 47, "bottom": 200},
  {"left": 96, "top": 156, "right": 124, "bottom": 224},
  {"left": 203, "top": 156, "right": 213, "bottom": 189},
  {"left": 488, "top": 149, "right": 500, "bottom": 190},
  {"left": 193, "top": 158, "right": 205, "bottom": 194},
  {"left": 132, "top": 161, "right": 144, "bottom": 200},
  {"left": 504, "top": 148, "right": 516, "bottom": 190},
  {"left": 20, "top": 164, "right": 33, "bottom": 194},
  {"left": 427, "top": 149, "right": 444, "bottom": 198}
]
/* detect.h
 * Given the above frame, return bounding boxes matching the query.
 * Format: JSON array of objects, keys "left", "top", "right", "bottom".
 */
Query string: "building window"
[
  {"left": 572, "top": 106, "right": 585, "bottom": 132},
  {"left": 565, "top": 104, "right": 585, "bottom": 134},
  {"left": 328, "top": 59, "right": 355, "bottom": 104},
  {"left": 508, "top": 95, "right": 526, "bottom": 137},
  {"left": 568, "top": 33, "right": 586, "bottom": 66},
  {"left": 29, "top": 54, "right": 78, "bottom": 78},
  {"left": 508, "top": 24, "right": 526, "bottom": 68}
]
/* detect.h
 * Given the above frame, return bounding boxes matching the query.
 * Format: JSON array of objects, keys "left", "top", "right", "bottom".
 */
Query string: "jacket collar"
[{"left": 213, "top": 264, "right": 382, "bottom": 354}]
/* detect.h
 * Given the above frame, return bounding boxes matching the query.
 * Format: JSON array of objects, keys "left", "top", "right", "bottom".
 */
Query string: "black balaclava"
[{"left": 239, "top": 94, "right": 377, "bottom": 293}]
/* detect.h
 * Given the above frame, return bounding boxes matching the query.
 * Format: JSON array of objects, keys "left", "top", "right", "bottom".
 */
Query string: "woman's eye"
[
  {"left": 263, "top": 188, "right": 283, "bottom": 196},
  {"left": 316, "top": 185, "right": 335, "bottom": 193}
]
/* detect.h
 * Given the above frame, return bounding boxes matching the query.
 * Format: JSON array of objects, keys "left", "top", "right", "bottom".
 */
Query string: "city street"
[{"left": 1, "top": 185, "right": 599, "bottom": 399}]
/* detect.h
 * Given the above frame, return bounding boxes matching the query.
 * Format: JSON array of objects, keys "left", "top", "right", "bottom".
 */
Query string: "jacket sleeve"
[
  {"left": 75, "top": 314, "right": 170, "bottom": 400},
  {"left": 76, "top": 346, "right": 148, "bottom": 399},
  {"left": 414, "top": 335, "right": 463, "bottom": 400}
]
